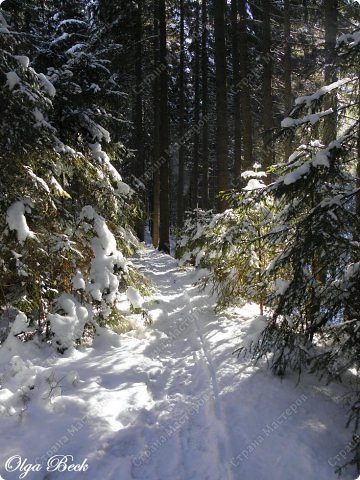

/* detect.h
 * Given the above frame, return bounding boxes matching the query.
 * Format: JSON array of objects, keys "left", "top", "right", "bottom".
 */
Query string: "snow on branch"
[{"left": 293, "top": 78, "right": 353, "bottom": 107}]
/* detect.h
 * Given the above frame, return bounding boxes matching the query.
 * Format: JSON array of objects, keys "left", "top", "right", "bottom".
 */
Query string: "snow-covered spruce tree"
[
  {"left": 0, "top": 6, "right": 60, "bottom": 339},
  {"left": 0, "top": 6, "right": 148, "bottom": 352},
  {"left": 247, "top": 33, "right": 360, "bottom": 473},
  {"left": 178, "top": 166, "right": 277, "bottom": 313}
]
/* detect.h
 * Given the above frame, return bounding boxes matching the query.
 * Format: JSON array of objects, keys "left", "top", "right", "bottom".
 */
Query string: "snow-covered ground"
[{"left": 0, "top": 248, "right": 357, "bottom": 480}]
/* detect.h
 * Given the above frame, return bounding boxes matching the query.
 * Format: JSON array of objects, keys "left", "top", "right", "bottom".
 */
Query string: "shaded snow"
[
  {"left": 283, "top": 161, "right": 311, "bottom": 185},
  {"left": 0, "top": 249, "right": 356, "bottom": 480},
  {"left": 0, "top": 11, "right": 9, "bottom": 33},
  {"left": 337, "top": 30, "right": 360, "bottom": 47},
  {"left": 313, "top": 150, "right": 330, "bottom": 168},
  {"left": 6, "top": 72, "right": 20, "bottom": 90},
  {"left": 14, "top": 56, "right": 30, "bottom": 69}
]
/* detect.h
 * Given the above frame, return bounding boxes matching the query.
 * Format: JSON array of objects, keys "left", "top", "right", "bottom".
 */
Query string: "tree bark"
[
  {"left": 231, "top": 0, "right": 242, "bottom": 183},
  {"left": 177, "top": 0, "right": 185, "bottom": 228},
  {"left": 239, "top": 0, "right": 253, "bottom": 172},
  {"left": 191, "top": 1, "right": 201, "bottom": 209},
  {"left": 214, "top": 0, "right": 229, "bottom": 211},
  {"left": 152, "top": 0, "right": 160, "bottom": 248},
  {"left": 201, "top": 0, "right": 209, "bottom": 210},
  {"left": 158, "top": 0, "right": 170, "bottom": 253},
  {"left": 283, "top": 0, "right": 293, "bottom": 161},
  {"left": 323, "top": 0, "right": 338, "bottom": 145},
  {"left": 134, "top": 0, "right": 144, "bottom": 241},
  {"left": 356, "top": 76, "right": 360, "bottom": 216},
  {"left": 261, "top": 0, "right": 274, "bottom": 174}
]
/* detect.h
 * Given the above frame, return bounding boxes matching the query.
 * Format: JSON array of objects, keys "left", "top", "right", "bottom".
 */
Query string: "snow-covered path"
[{"left": 0, "top": 248, "right": 356, "bottom": 480}]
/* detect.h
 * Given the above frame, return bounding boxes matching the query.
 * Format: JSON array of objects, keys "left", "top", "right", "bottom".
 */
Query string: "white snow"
[
  {"left": 33, "top": 108, "right": 54, "bottom": 130},
  {"left": 48, "top": 294, "right": 90, "bottom": 351},
  {"left": 126, "top": 286, "right": 143, "bottom": 309},
  {"left": 88, "top": 142, "right": 130, "bottom": 196},
  {"left": 14, "top": 56, "right": 30, "bottom": 69},
  {"left": 294, "top": 78, "right": 352, "bottom": 106},
  {"left": 90, "top": 83, "right": 101, "bottom": 93},
  {"left": 337, "top": 30, "right": 360, "bottom": 47},
  {"left": 80, "top": 206, "right": 127, "bottom": 308},
  {"left": 25, "top": 166, "right": 50, "bottom": 192},
  {"left": 244, "top": 178, "right": 266, "bottom": 191},
  {"left": 0, "top": 11, "right": 9, "bottom": 33},
  {"left": 59, "top": 19, "right": 87, "bottom": 27},
  {"left": 282, "top": 161, "right": 311, "bottom": 185},
  {"left": 37, "top": 72, "right": 56, "bottom": 97},
  {"left": 281, "top": 109, "right": 333, "bottom": 128},
  {"left": 50, "top": 32, "right": 69, "bottom": 45},
  {"left": 66, "top": 43, "right": 86, "bottom": 55},
  {"left": 241, "top": 170, "right": 267, "bottom": 179},
  {"left": 312, "top": 150, "right": 330, "bottom": 168},
  {"left": 6, "top": 71, "right": 20, "bottom": 90},
  {"left": 6, "top": 200, "right": 33, "bottom": 243},
  {"left": 50, "top": 176, "right": 70, "bottom": 198},
  {"left": 274, "top": 278, "right": 290, "bottom": 295},
  {"left": 310, "top": 140, "right": 324, "bottom": 148},
  {"left": 11, "top": 313, "right": 28, "bottom": 335},
  {"left": 54, "top": 138, "right": 77, "bottom": 156},
  {"left": 72, "top": 271, "right": 86, "bottom": 291},
  {"left": 0, "top": 248, "right": 356, "bottom": 480}
]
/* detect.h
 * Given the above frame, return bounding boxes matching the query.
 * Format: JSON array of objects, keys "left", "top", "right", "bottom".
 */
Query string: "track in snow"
[
  {"left": 0, "top": 247, "right": 354, "bottom": 480},
  {"left": 131, "top": 248, "right": 235, "bottom": 480}
]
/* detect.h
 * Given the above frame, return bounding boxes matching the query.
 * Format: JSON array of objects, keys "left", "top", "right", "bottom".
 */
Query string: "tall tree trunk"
[
  {"left": 323, "top": 0, "right": 338, "bottom": 145},
  {"left": 191, "top": 1, "right": 201, "bottom": 209},
  {"left": 239, "top": 0, "right": 253, "bottom": 172},
  {"left": 261, "top": 0, "right": 273, "bottom": 174},
  {"left": 158, "top": 0, "right": 170, "bottom": 253},
  {"left": 152, "top": 0, "right": 160, "bottom": 248},
  {"left": 214, "top": 0, "right": 229, "bottom": 211},
  {"left": 201, "top": 0, "right": 209, "bottom": 209},
  {"left": 134, "top": 0, "right": 144, "bottom": 241},
  {"left": 231, "top": 0, "right": 242, "bottom": 183},
  {"left": 177, "top": 0, "right": 185, "bottom": 228},
  {"left": 356, "top": 76, "right": 360, "bottom": 217},
  {"left": 283, "top": 0, "right": 293, "bottom": 161}
]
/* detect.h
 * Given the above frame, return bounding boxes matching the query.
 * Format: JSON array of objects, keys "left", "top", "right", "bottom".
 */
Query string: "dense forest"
[{"left": 0, "top": 0, "right": 360, "bottom": 478}]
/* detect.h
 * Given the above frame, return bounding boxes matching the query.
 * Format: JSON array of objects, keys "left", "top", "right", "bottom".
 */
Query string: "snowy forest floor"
[{"left": 0, "top": 247, "right": 358, "bottom": 480}]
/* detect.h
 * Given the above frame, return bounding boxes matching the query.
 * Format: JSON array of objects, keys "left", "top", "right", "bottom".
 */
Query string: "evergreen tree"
[{"left": 0, "top": 3, "right": 147, "bottom": 351}]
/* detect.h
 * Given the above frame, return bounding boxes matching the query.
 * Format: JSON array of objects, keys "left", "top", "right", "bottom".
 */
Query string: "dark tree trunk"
[
  {"left": 201, "top": 0, "right": 209, "bottom": 210},
  {"left": 177, "top": 0, "right": 185, "bottom": 228},
  {"left": 134, "top": 0, "right": 144, "bottom": 241},
  {"left": 323, "top": 0, "right": 338, "bottom": 145},
  {"left": 239, "top": 0, "right": 253, "bottom": 172},
  {"left": 231, "top": 0, "right": 242, "bottom": 183},
  {"left": 152, "top": 0, "right": 160, "bottom": 248},
  {"left": 356, "top": 77, "right": 360, "bottom": 216},
  {"left": 214, "top": 0, "right": 228, "bottom": 211},
  {"left": 261, "top": 0, "right": 274, "bottom": 174},
  {"left": 283, "top": 0, "right": 293, "bottom": 161},
  {"left": 158, "top": 0, "right": 170, "bottom": 253},
  {"left": 191, "top": 1, "right": 201, "bottom": 209}
]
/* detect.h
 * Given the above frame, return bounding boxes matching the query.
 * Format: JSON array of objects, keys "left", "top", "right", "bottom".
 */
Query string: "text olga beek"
[{"left": 5, "top": 455, "right": 89, "bottom": 478}]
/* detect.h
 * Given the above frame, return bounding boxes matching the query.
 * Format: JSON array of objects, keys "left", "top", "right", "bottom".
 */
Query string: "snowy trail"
[
  {"left": 0, "top": 247, "right": 356, "bottom": 480},
  {"left": 132, "top": 249, "right": 235, "bottom": 480}
]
